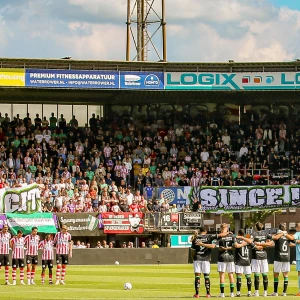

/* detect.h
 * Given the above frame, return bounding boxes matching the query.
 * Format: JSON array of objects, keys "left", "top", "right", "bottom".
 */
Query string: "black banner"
[
  {"left": 180, "top": 212, "right": 202, "bottom": 227},
  {"left": 56, "top": 213, "right": 101, "bottom": 236}
]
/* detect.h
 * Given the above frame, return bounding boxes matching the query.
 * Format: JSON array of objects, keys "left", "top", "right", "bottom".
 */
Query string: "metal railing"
[{"left": 144, "top": 212, "right": 202, "bottom": 232}]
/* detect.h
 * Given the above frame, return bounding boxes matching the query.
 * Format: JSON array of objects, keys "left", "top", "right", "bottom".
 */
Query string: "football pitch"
[{"left": 1, "top": 264, "right": 300, "bottom": 299}]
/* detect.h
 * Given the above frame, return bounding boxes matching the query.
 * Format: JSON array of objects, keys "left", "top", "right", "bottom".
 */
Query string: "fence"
[{"left": 144, "top": 212, "right": 202, "bottom": 231}]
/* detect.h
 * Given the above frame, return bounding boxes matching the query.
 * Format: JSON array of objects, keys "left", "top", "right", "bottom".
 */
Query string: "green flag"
[
  {"left": 87, "top": 215, "right": 99, "bottom": 231},
  {"left": 6, "top": 212, "right": 57, "bottom": 235}
]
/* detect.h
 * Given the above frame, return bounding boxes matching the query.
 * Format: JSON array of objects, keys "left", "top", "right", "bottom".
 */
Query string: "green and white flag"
[
  {"left": 87, "top": 215, "right": 99, "bottom": 231},
  {"left": 6, "top": 212, "right": 57, "bottom": 235}
]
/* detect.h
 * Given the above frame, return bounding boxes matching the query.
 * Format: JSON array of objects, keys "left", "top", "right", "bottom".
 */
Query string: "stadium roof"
[
  {"left": 1, "top": 87, "right": 300, "bottom": 105},
  {"left": 1, "top": 57, "right": 300, "bottom": 72},
  {"left": 1, "top": 58, "right": 300, "bottom": 105}
]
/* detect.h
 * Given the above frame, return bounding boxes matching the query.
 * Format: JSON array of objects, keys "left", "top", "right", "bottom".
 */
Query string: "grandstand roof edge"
[{"left": 0, "top": 57, "right": 299, "bottom": 68}]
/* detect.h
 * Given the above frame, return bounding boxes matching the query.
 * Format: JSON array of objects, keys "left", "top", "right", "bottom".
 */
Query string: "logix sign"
[{"left": 165, "top": 72, "right": 300, "bottom": 91}]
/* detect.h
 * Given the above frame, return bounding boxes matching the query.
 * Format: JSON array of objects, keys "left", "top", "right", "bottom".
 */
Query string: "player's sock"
[
  {"left": 27, "top": 267, "right": 31, "bottom": 280},
  {"left": 220, "top": 283, "right": 225, "bottom": 294},
  {"left": 274, "top": 277, "right": 279, "bottom": 293},
  {"left": 61, "top": 265, "right": 66, "bottom": 280},
  {"left": 283, "top": 277, "right": 288, "bottom": 293},
  {"left": 12, "top": 268, "right": 17, "bottom": 281},
  {"left": 20, "top": 268, "right": 24, "bottom": 282},
  {"left": 5, "top": 266, "right": 9, "bottom": 282},
  {"left": 230, "top": 283, "right": 234, "bottom": 294},
  {"left": 41, "top": 274, "right": 45, "bottom": 284},
  {"left": 254, "top": 273, "right": 260, "bottom": 291},
  {"left": 56, "top": 265, "right": 61, "bottom": 281},
  {"left": 194, "top": 276, "right": 200, "bottom": 295},
  {"left": 31, "top": 270, "right": 35, "bottom": 280},
  {"left": 236, "top": 276, "right": 242, "bottom": 293},
  {"left": 49, "top": 270, "right": 53, "bottom": 283},
  {"left": 246, "top": 275, "right": 252, "bottom": 292},
  {"left": 204, "top": 275, "right": 210, "bottom": 295},
  {"left": 262, "top": 274, "right": 268, "bottom": 292}
]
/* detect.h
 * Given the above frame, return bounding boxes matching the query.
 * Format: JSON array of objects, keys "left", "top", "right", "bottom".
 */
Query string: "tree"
[
  {"left": 223, "top": 209, "right": 281, "bottom": 232},
  {"left": 245, "top": 210, "right": 281, "bottom": 227}
]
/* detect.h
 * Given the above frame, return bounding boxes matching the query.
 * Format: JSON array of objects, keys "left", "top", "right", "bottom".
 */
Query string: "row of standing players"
[
  {"left": 0, "top": 224, "right": 72, "bottom": 285},
  {"left": 191, "top": 222, "right": 300, "bottom": 298}
]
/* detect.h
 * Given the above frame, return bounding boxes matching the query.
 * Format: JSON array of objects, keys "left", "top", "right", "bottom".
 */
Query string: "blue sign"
[
  {"left": 157, "top": 187, "right": 190, "bottom": 209},
  {"left": 25, "top": 69, "right": 119, "bottom": 89},
  {"left": 120, "top": 72, "right": 164, "bottom": 89},
  {"left": 170, "top": 235, "right": 192, "bottom": 248}
]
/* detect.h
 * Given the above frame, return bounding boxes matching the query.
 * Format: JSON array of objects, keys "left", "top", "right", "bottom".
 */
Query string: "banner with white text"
[
  {"left": 102, "top": 212, "right": 144, "bottom": 234},
  {"left": 6, "top": 212, "right": 57, "bottom": 235},
  {"left": 158, "top": 185, "right": 300, "bottom": 212},
  {"left": 0, "top": 183, "right": 42, "bottom": 213},
  {"left": 56, "top": 213, "right": 101, "bottom": 236}
]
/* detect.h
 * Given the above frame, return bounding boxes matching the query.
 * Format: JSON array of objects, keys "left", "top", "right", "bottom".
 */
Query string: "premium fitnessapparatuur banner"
[{"left": 25, "top": 69, "right": 119, "bottom": 89}]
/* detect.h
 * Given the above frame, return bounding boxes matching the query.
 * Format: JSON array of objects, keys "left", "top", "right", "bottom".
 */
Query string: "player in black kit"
[
  {"left": 271, "top": 223, "right": 294, "bottom": 296},
  {"left": 217, "top": 223, "right": 236, "bottom": 298},
  {"left": 191, "top": 226, "right": 231, "bottom": 298},
  {"left": 251, "top": 222, "right": 273, "bottom": 297},
  {"left": 191, "top": 227, "right": 217, "bottom": 298},
  {"left": 234, "top": 229, "right": 263, "bottom": 297}
]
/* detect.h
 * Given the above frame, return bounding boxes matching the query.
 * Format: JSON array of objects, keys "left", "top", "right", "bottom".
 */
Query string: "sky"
[{"left": 0, "top": 0, "right": 300, "bottom": 63}]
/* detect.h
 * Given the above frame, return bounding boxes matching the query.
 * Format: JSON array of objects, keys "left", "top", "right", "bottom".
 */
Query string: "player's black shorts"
[
  {"left": 12, "top": 258, "right": 25, "bottom": 268},
  {"left": 26, "top": 255, "right": 38, "bottom": 265},
  {"left": 42, "top": 260, "right": 53, "bottom": 269},
  {"left": 56, "top": 254, "right": 69, "bottom": 265},
  {"left": 0, "top": 254, "right": 10, "bottom": 266}
]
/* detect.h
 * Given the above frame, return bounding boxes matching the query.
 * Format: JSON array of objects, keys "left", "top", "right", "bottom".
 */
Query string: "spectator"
[{"left": 95, "top": 241, "right": 103, "bottom": 248}]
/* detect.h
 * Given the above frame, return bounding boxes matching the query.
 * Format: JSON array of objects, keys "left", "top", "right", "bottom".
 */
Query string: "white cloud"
[
  {"left": 58, "top": 23, "right": 125, "bottom": 60},
  {"left": 0, "top": 0, "right": 300, "bottom": 62}
]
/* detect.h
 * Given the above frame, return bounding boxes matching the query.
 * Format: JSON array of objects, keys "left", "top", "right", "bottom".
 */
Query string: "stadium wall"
[
  {"left": 68, "top": 247, "right": 296, "bottom": 265},
  {"left": 6, "top": 247, "right": 296, "bottom": 265}
]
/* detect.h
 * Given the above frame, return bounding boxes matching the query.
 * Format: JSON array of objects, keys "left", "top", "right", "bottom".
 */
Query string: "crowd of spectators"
[
  {"left": 0, "top": 106, "right": 298, "bottom": 214},
  {"left": 72, "top": 239, "right": 156, "bottom": 248}
]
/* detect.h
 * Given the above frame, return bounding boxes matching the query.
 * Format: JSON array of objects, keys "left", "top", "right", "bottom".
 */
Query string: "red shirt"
[
  {"left": 54, "top": 232, "right": 72, "bottom": 255},
  {"left": 129, "top": 203, "right": 140, "bottom": 213},
  {"left": 0, "top": 232, "right": 11, "bottom": 255},
  {"left": 24, "top": 234, "right": 40, "bottom": 256},
  {"left": 39, "top": 240, "right": 54, "bottom": 260},
  {"left": 11, "top": 236, "right": 25, "bottom": 259}
]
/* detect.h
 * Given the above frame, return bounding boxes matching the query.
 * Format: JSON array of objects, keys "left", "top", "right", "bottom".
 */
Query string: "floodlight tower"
[{"left": 126, "top": 0, "right": 167, "bottom": 62}]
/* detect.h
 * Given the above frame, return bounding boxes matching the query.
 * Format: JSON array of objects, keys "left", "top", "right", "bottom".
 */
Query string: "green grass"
[{"left": 1, "top": 264, "right": 300, "bottom": 299}]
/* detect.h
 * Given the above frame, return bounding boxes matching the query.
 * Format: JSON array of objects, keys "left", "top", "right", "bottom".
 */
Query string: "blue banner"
[
  {"left": 157, "top": 187, "right": 190, "bottom": 209},
  {"left": 120, "top": 71, "right": 164, "bottom": 89},
  {"left": 25, "top": 69, "right": 119, "bottom": 89}
]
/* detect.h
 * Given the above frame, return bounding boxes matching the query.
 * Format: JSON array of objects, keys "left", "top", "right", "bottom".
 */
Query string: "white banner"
[{"left": 0, "top": 183, "right": 41, "bottom": 213}]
